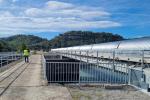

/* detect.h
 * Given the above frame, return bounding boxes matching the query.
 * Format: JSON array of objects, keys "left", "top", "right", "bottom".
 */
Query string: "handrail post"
[
  {"left": 0, "top": 56, "right": 2, "bottom": 67},
  {"left": 141, "top": 50, "right": 145, "bottom": 82},
  {"left": 97, "top": 51, "right": 98, "bottom": 64},
  {"left": 7, "top": 56, "right": 9, "bottom": 65},
  {"left": 80, "top": 51, "right": 81, "bottom": 61},
  {"left": 128, "top": 68, "right": 131, "bottom": 85},
  {"left": 87, "top": 51, "right": 89, "bottom": 63},
  {"left": 79, "top": 51, "right": 81, "bottom": 86},
  {"left": 112, "top": 50, "right": 115, "bottom": 71}
]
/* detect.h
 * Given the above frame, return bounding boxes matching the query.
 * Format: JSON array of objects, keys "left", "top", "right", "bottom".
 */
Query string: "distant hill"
[
  {"left": 50, "top": 31, "right": 124, "bottom": 48},
  {"left": 0, "top": 35, "right": 50, "bottom": 51},
  {"left": 0, "top": 31, "right": 124, "bottom": 51},
  {"left": 0, "top": 40, "right": 12, "bottom": 51}
]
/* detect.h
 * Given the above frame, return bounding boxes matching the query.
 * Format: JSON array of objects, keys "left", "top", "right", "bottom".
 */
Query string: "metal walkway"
[{"left": 0, "top": 54, "right": 71, "bottom": 100}]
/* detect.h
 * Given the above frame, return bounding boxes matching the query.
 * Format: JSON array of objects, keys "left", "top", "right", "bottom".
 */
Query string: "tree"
[
  {"left": 0, "top": 42, "right": 3, "bottom": 52},
  {"left": 20, "top": 43, "right": 27, "bottom": 52},
  {"left": 50, "top": 31, "right": 124, "bottom": 48}
]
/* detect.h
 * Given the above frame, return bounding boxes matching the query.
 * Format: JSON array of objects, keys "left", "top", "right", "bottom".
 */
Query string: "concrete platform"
[{"left": 0, "top": 54, "right": 72, "bottom": 100}]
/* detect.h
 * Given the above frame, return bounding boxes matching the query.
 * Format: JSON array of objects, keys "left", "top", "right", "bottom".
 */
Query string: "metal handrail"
[
  {"left": 0, "top": 52, "right": 23, "bottom": 69},
  {"left": 42, "top": 55, "right": 47, "bottom": 81}
]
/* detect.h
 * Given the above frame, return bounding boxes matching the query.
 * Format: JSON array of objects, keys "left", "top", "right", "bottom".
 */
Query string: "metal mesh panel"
[{"left": 46, "top": 62, "right": 79, "bottom": 83}]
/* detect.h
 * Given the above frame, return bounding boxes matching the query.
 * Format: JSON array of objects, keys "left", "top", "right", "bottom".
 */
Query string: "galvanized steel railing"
[
  {"left": 42, "top": 54, "right": 129, "bottom": 84},
  {"left": 46, "top": 62, "right": 79, "bottom": 83},
  {"left": 0, "top": 52, "right": 23, "bottom": 71},
  {"left": 42, "top": 54, "right": 47, "bottom": 81},
  {"left": 54, "top": 50, "right": 150, "bottom": 64},
  {"left": 42, "top": 51, "right": 149, "bottom": 91}
]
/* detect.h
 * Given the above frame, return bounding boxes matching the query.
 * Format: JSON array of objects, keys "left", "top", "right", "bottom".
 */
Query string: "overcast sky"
[{"left": 0, "top": 0, "right": 150, "bottom": 39}]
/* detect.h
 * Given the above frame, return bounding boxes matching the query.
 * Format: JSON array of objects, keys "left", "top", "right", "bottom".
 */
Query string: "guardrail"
[
  {"left": 45, "top": 62, "right": 129, "bottom": 84},
  {"left": 52, "top": 50, "right": 150, "bottom": 65},
  {"left": 42, "top": 52, "right": 150, "bottom": 91},
  {"left": 42, "top": 54, "right": 47, "bottom": 81},
  {"left": 42, "top": 54, "right": 129, "bottom": 84},
  {"left": 0, "top": 52, "right": 23, "bottom": 71}
]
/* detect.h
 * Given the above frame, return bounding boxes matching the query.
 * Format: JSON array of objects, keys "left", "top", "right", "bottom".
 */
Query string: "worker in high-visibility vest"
[{"left": 23, "top": 49, "right": 29, "bottom": 63}]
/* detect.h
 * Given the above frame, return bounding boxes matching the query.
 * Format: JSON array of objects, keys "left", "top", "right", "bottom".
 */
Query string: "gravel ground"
[{"left": 67, "top": 85, "right": 150, "bottom": 100}]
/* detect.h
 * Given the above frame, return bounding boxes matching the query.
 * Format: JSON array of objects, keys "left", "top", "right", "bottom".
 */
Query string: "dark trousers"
[{"left": 24, "top": 56, "right": 29, "bottom": 62}]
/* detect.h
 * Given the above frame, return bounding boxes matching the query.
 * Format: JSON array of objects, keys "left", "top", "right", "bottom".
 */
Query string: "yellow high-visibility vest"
[{"left": 23, "top": 50, "right": 29, "bottom": 56}]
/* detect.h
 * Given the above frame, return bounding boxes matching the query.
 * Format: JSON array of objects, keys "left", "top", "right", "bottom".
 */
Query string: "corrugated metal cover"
[
  {"left": 80, "top": 45, "right": 93, "bottom": 51},
  {"left": 92, "top": 42, "right": 119, "bottom": 50},
  {"left": 119, "top": 37, "right": 150, "bottom": 50}
]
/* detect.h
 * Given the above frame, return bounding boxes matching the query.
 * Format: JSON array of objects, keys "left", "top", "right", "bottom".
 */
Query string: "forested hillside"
[
  {"left": 0, "top": 31, "right": 124, "bottom": 51},
  {"left": 0, "top": 35, "right": 50, "bottom": 51},
  {"left": 50, "top": 31, "right": 124, "bottom": 48}
]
